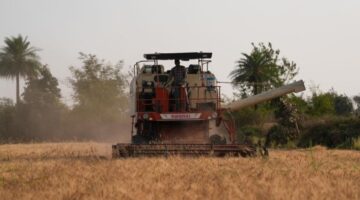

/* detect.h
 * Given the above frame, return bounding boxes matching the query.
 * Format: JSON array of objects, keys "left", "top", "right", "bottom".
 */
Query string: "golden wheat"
[{"left": 0, "top": 142, "right": 359, "bottom": 200}]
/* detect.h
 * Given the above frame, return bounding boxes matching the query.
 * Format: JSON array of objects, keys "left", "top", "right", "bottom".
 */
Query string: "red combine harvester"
[{"left": 112, "top": 52, "right": 305, "bottom": 157}]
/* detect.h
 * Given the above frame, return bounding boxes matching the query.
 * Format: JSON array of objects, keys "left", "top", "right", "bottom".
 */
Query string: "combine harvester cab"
[{"left": 112, "top": 52, "right": 305, "bottom": 158}]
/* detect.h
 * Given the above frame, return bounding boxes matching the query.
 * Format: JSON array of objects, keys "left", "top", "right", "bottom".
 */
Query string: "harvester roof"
[{"left": 144, "top": 52, "right": 212, "bottom": 61}]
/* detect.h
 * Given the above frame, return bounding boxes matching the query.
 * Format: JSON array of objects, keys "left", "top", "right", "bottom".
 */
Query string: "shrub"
[
  {"left": 298, "top": 118, "right": 360, "bottom": 148},
  {"left": 232, "top": 106, "right": 273, "bottom": 127},
  {"left": 352, "top": 137, "right": 360, "bottom": 150},
  {"left": 307, "top": 92, "right": 353, "bottom": 116},
  {"left": 236, "top": 125, "right": 262, "bottom": 144},
  {"left": 0, "top": 98, "right": 16, "bottom": 140},
  {"left": 334, "top": 95, "right": 353, "bottom": 115},
  {"left": 265, "top": 125, "right": 298, "bottom": 148},
  {"left": 288, "top": 95, "right": 308, "bottom": 114},
  {"left": 307, "top": 92, "right": 335, "bottom": 116}
]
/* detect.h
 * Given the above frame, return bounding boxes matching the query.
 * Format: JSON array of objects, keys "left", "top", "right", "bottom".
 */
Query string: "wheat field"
[{"left": 0, "top": 142, "right": 359, "bottom": 200}]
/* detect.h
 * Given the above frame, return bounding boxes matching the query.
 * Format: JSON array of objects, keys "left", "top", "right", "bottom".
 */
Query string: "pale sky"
[{"left": 0, "top": 0, "right": 359, "bottom": 105}]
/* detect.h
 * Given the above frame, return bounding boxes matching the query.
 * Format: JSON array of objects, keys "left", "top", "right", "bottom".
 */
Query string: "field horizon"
[{"left": 0, "top": 142, "right": 359, "bottom": 200}]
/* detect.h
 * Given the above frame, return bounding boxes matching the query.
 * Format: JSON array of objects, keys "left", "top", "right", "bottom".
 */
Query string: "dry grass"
[{"left": 0, "top": 143, "right": 360, "bottom": 200}]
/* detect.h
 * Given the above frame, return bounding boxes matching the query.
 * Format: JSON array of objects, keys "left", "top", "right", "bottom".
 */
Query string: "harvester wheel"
[{"left": 210, "top": 135, "right": 226, "bottom": 145}]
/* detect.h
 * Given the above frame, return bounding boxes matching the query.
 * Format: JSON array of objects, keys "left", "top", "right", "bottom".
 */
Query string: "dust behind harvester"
[{"left": 112, "top": 52, "right": 305, "bottom": 157}]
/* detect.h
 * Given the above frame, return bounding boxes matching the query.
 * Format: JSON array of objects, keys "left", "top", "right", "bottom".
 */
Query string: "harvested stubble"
[{"left": 0, "top": 143, "right": 359, "bottom": 200}]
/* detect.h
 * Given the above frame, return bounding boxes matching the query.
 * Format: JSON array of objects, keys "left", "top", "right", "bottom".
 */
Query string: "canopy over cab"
[{"left": 144, "top": 52, "right": 212, "bottom": 61}]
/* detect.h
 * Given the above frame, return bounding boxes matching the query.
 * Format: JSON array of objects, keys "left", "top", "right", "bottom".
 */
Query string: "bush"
[
  {"left": 237, "top": 125, "right": 262, "bottom": 144},
  {"left": 232, "top": 107, "right": 270, "bottom": 127},
  {"left": 265, "top": 125, "right": 298, "bottom": 148},
  {"left": 0, "top": 98, "right": 16, "bottom": 141},
  {"left": 298, "top": 118, "right": 360, "bottom": 148},
  {"left": 334, "top": 95, "right": 353, "bottom": 115},
  {"left": 307, "top": 92, "right": 335, "bottom": 116},
  {"left": 352, "top": 137, "right": 360, "bottom": 150},
  {"left": 307, "top": 92, "right": 353, "bottom": 116},
  {"left": 288, "top": 95, "right": 308, "bottom": 114}
]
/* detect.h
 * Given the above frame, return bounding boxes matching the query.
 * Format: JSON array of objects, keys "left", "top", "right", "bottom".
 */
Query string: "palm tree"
[
  {"left": 0, "top": 35, "right": 41, "bottom": 105},
  {"left": 229, "top": 48, "right": 282, "bottom": 97}
]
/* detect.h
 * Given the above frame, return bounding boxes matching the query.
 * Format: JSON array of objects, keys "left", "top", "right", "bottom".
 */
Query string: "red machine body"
[
  {"left": 112, "top": 52, "right": 307, "bottom": 157},
  {"left": 127, "top": 52, "right": 231, "bottom": 145}
]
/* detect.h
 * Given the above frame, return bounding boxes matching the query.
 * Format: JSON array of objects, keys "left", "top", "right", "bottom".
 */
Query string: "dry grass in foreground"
[{"left": 0, "top": 142, "right": 360, "bottom": 200}]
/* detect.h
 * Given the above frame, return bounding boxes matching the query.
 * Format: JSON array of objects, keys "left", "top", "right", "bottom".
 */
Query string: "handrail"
[{"left": 136, "top": 85, "right": 221, "bottom": 112}]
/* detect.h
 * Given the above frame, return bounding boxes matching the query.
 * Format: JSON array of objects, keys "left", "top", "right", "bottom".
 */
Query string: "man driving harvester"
[{"left": 170, "top": 59, "right": 187, "bottom": 111}]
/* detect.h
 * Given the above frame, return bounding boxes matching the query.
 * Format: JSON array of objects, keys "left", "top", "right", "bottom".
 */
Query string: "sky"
[{"left": 0, "top": 0, "right": 359, "bottom": 105}]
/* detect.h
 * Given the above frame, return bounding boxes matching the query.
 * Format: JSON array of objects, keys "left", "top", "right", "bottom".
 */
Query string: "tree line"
[
  {"left": 229, "top": 42, "right": 360, "bottom": 149},
  {"left": 0, "top": 35, "right": 129, "bottom": 142}
]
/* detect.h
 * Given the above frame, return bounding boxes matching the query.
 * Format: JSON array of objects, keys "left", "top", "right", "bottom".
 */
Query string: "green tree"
[
  {"left": 308, "top": 92, "right": 336, "bottom": 116},
  {"left": 23, "top": 65, "right": 61, "bottom": 106},
  {"left": 354, "top": 96, "right": 360, "bottom": 107},
  {"left": 230, "top": 42, "right": 298, "bottom": 97},
  {"left": 266, "top": 97, "right": 302, "bottom": 148},
  {"left": 69, "top": 53, "right": 128, "bottom": 122},
  {"left": 19, "top": 65, "right": 64, "bottom": 139},
  {"left": 288, "top": 95, "right": 308, "bottom": 114},
  {"left": 333, "top": 95, "right": 353, "bottom": 116},
  {"left": 353, "top": 95, "right": 360, "bottom": 116},
  {"left": 0, "top": 98, "right": 16, "bottom": 140},
  {"left": 0, "top": 35, "right": 41, "bottom": 104},
  {"left": 308, "top": 91, "right": 353, "bottom": 116}
]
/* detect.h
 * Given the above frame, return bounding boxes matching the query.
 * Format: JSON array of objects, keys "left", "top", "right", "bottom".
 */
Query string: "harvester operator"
[
  {"left": 170, "top": 59, "right": 187, "bottom": 111},
  {"left": 170, "top": 59, "right": 186, "bottom": 84}
]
